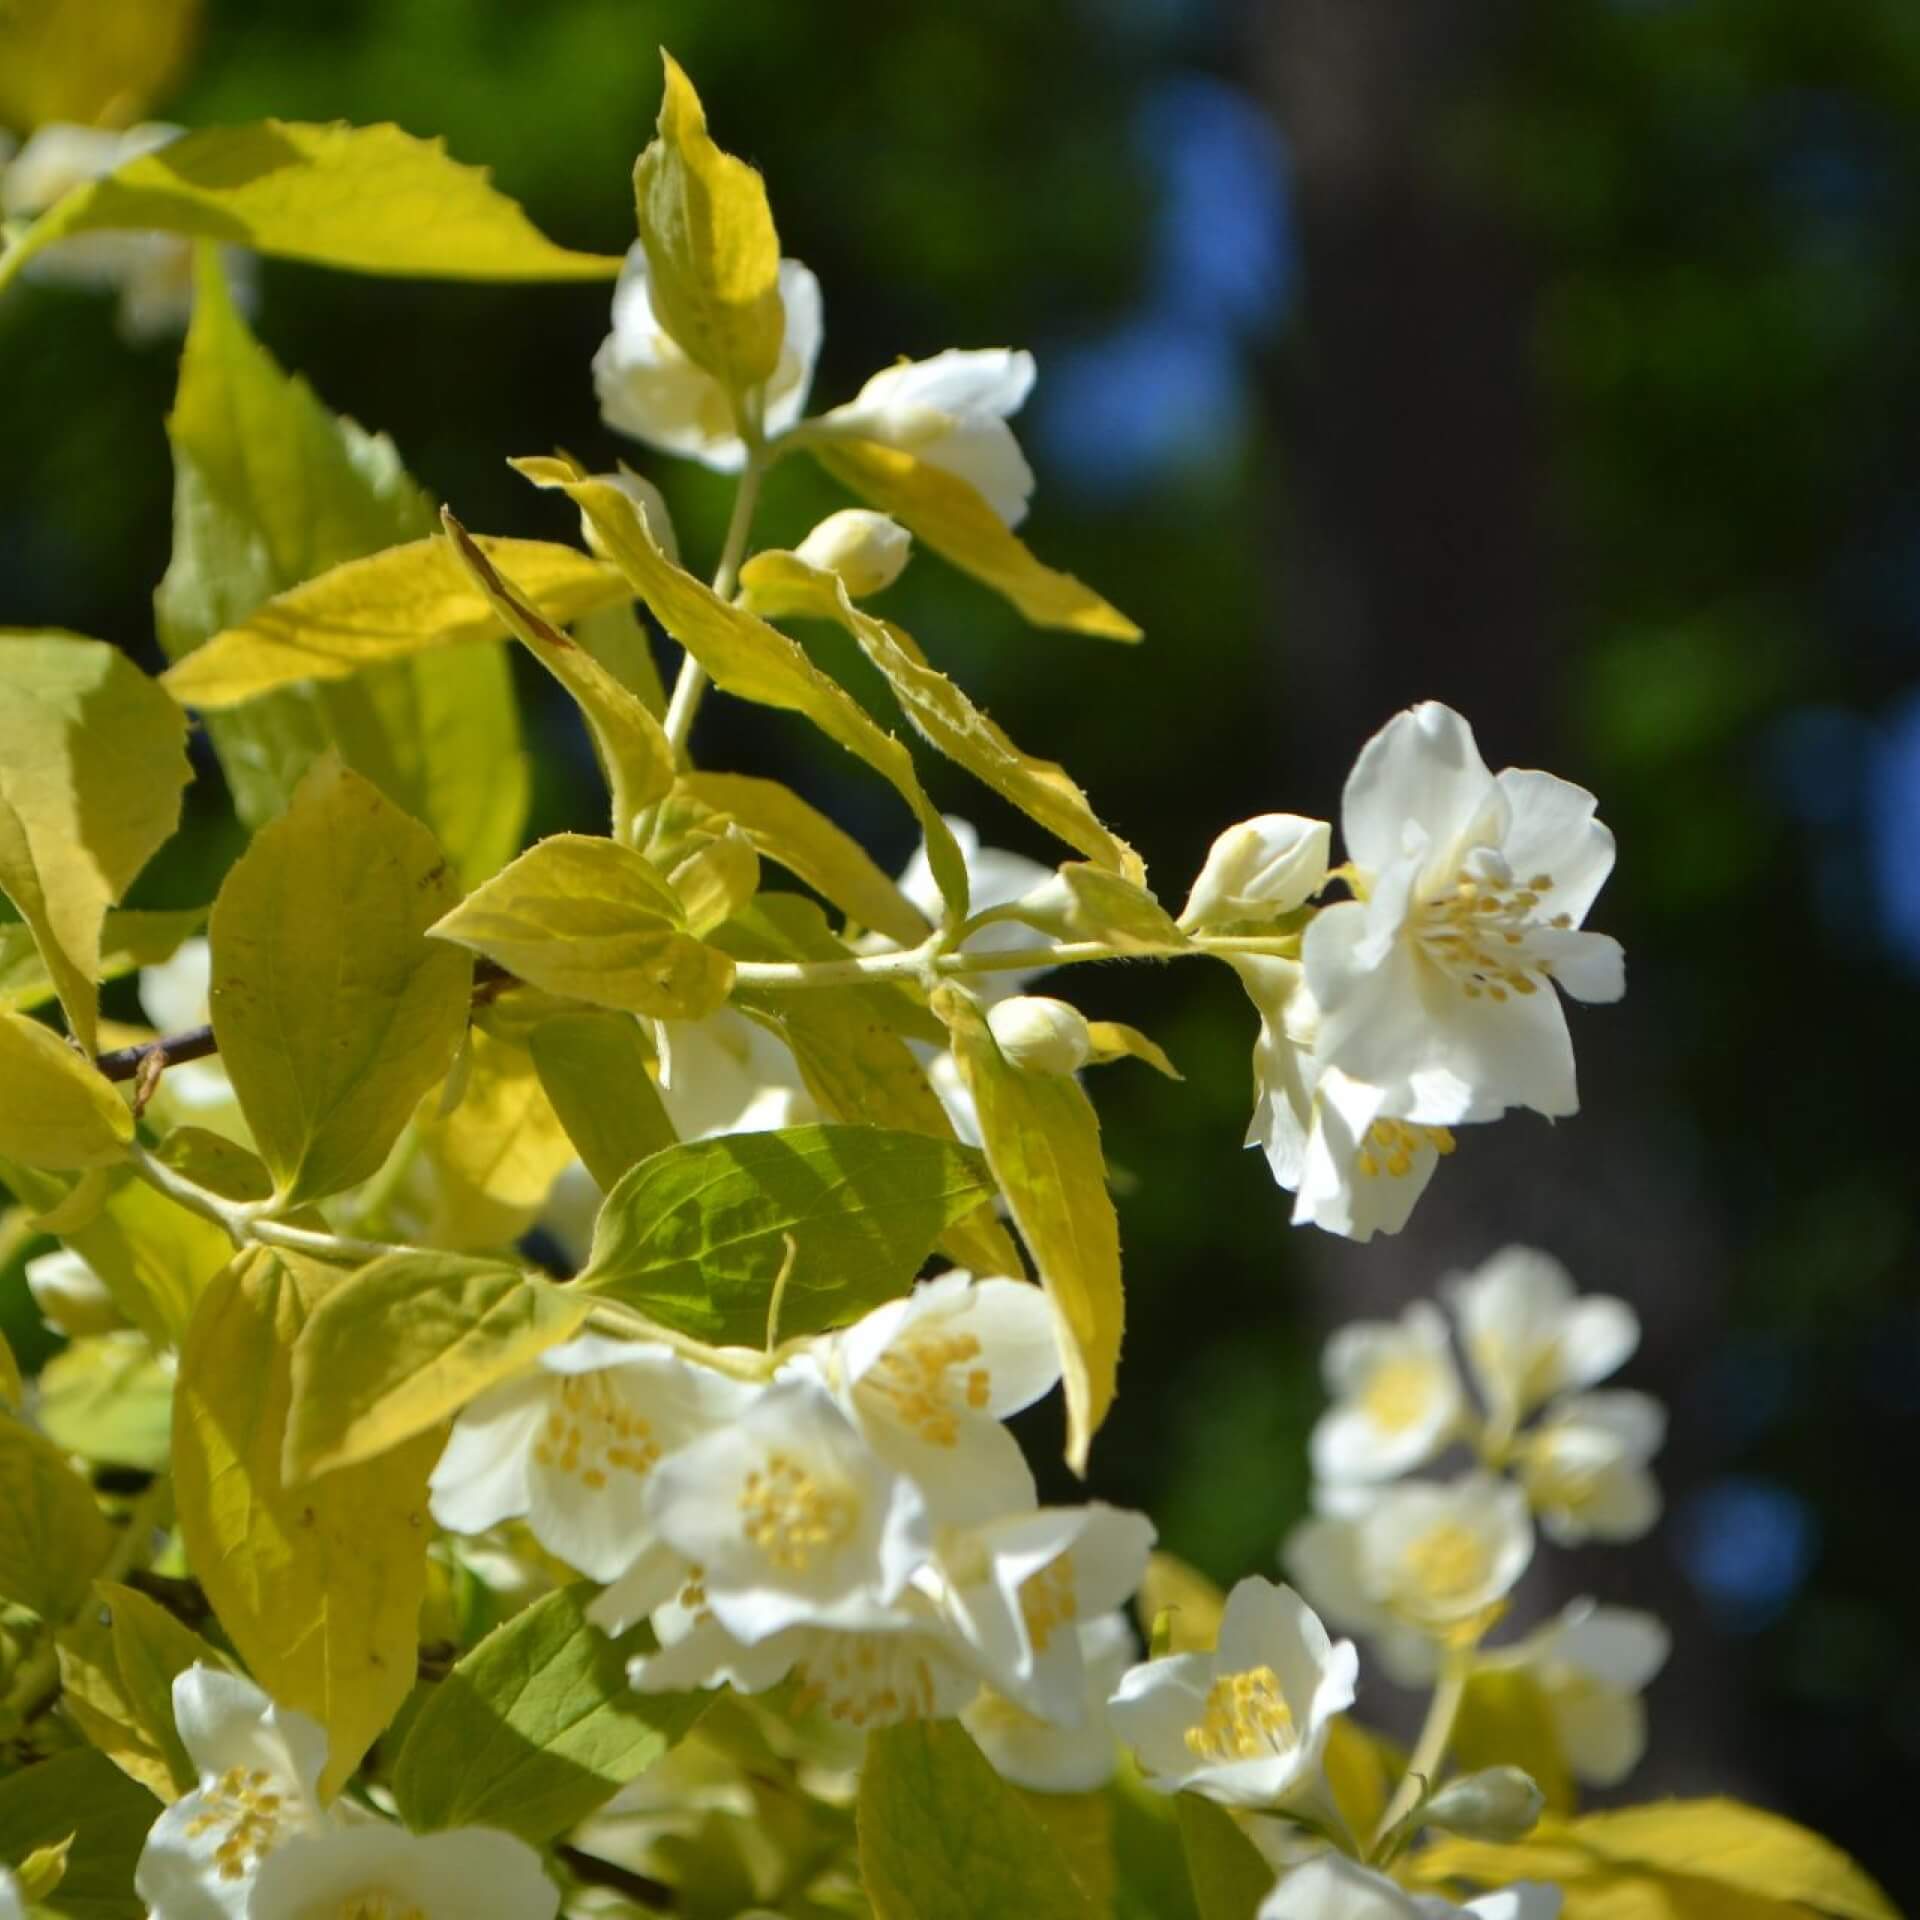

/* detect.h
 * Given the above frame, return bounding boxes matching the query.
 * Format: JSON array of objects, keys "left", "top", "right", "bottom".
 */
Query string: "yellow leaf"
[
  {"left": 160, "top": 534, "right": 628, "bottom": 710},
  {"left": 0, "top": 1329, "right": 20, "bottom": 1411},
  {"left": 99, "top": 1580, "right": 225, "bottom": 1795},
  {"left": 442, "top": 515, "right": 673, "bottom": 840},
  {"left": 1086, "top": 1020, "right": 1181, "bottom": 1080},
  {"left": 633, "top": 51, "right": 785, "bottom": 395},
  {"left": 811, "top": 436, "right": 1140, "bottom": 640},
  {"left": 527, "top": 1010, "right": 677, "bottom": 1193},
  {"left": 4, "top": 119, "right": 621, "bottom": 288},
  {"left": 56, "top": 1608, "right": 177, "bottom": 1800},
  {"left": 1136, "top": 1551, "right": 1226, "bottom": 1653},
  {"left": 933, "top": 985, "right": 1122, "bottom": 1474},
  {"left": 0, "top": 906, "right": 204, "bottom": 1017},
  {"left": 513, "top": 457, "right": 973, "bottom": 919},
  {"left": 174, "top": 1246, "right": 437, "bottom": 1796},
  {"left": 284, "top": 1251, "right": 591, "bottom": 1479},
  {"left": 209, "top": 757, "right": 472, "bottom": 1206},
  {"left": 0, "top": 0, "right": 198, "bottom": 130},
  {"left": 740, "top": 552, "right": 1145, "bottom": 882},
  {"left": 0, "top": 1013, "right": 132, "bottom": 1170},
  {"left": 430, "top": 832, "right": 735, "bottom": 1021},
  {"left": 0, "top": 1411, "right": 112, "bottom": 1619},
  {"left": 1452, "top": 1666, "right": 1575, "bottom": 1815},
  {"left": 0, "top": 632, "right": 191, "bottom": 1052}
]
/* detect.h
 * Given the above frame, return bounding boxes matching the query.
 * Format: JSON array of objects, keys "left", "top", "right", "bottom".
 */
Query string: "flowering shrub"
[{"left": 0, "top": 35, "right": 1900, "bottom": 1920}]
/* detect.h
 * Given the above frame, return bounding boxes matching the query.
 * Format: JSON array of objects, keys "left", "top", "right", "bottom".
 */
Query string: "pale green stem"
[
  {"left": 661, "top": 452, "right": 764, "bottom": 764},
  {"left": 1372, "top": 1645, "right": 1473, "bottom": 1857}
]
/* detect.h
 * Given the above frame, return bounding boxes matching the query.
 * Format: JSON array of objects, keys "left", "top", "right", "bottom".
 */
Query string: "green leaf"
[
  {"left": 36, "top": 1334, "right": 174, "bottom": 1472},
  {"left": 679, "top": 770, "right": 931, "bottom": 947},
  {"left": 99, "top": 1580, "right": 225, "bottom": 1798},
  {"left": 0, "top": 1747, "right": 159, "bottom": 1919},
  {"left": 442, "top": 513, "right": 673, "bottom": 841},
  {"left": 0, "top": 633, "right": 191, "bottom": 1052},
  {"left": 633, "top": 51, "right": 786, "bottom": 395},
  {"left": 5, "top": 119, "right": 622, "bottom": 286},
  {"left": 155, "top": 252, "right": 531, "bottom": 882},
  {"left": 0, "top": 908, "right": 205, "bottom": 1017},
  {"left": 0, "top": 1411, "right": 112, "bottom": 1619},
  {"left": 392, "top": 1582, "right": 706, "bottom": 1842},
  {"left": 57, "top": 1605, "right": 177, "bottom": 1800},
  {"left": 429, "top": 832, "right": 734, "bottom": 1021},
  {"left": 285, "top": 1251, "right": 591, "bottom": 1479},
  {"left": 859, "top": 1721, "right": 1095, "bottom": 1920},
  {"left": 174, "top": 1246, "right": 438, "bottom": 1797},
  {"left": 514, "top": 457, "right": 973, "bottom": 920},
  {"left": 933, "top": 986, "right": 1120, "bottom": 1475},
  {"left": 0, "top": 1328, "right": 20, "bottom": 1410},
  {"left": 580, "top": 1123, "right": 996, "bottom": 1345},
  {"left": 528, "top": 1010, "right": 678, "bottom": 1193},
  {"left": 209, "top": 757, "right": 471, "bottom": 1206},
  {"left": 741, "top": 552, "right": 1145, "bottom": 883},
  {"left": 0, "top": 1013, "right": 132, "bottom": 1171},
  {"left": 1176, "top": 1794, "right": 1272, "bottom": 1920},
  {"left": 811, "top": 435, "right": 1140, "bottom": 641}
]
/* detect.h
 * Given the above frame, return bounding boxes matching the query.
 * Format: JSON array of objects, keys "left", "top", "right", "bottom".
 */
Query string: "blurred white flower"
[
  {"left": 1310, "top": 1302, "right": 1466, "bottom": 1486},
  {"left": 24, "top": 1246, "right": 122, "bottom": 1338},
  {"left": 1107, "top": 1577, "right": 1356, "bottom": 1809},
  {"left": 1179, "top": 814, "right": 1331, "bottom": 932},
  {"left": 0, "top": 1866, "right": 22, "bottom": 1920},
  {"left": 1422, "top": 1765, "right": 1547, "bottom": 1842},
  {"left": 820, "top": 348, "right": 1037, "bottom": 526},
  {"left": 1258, "top": 1852, "right": 1561, "bottom": 1920},
  {"left": 595, "top": 244, "right": 822, "bottom": 469},
  {"left": 1302, "top": 702, "right": 1623, "bottom": 1128},
  {"left": 962, "top": 1611, "right": 1137, "bottom": 1792},
  {"left": 1518, "top": 1392, "right": 1664, "bottom": 1546},
  {"left": 249, "top": 1824, "right": 557, "bottom": 1920},
  {"left": 793, "top": 508, "right": 913, "bottom": 597},
  {"left": 1445, "top": 1247, "right": 1638, "bottom": 1429},
  {"left": 654, "top": 1006, "right": 818, "bottom": 1140}
]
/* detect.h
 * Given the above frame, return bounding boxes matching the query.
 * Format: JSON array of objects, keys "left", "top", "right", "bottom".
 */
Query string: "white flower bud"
[
  {"left": 25, "top": 1249, "right": 123, "bottom": 1339},
  {"left": 1178, "top": 814, "right": 1331, "bottom": 930},
  {"left": 583, "top": 464, "right": 679, "bottom": 565},
  {"left": 1422, "top": 1765, "right": 1546, "bottom": 1842},
  {"left": 794, "top": 509, "right": 913, "bottom": 598},
  {"left": 987, "top": 996, "right": 1093, "bottom": 1076}
]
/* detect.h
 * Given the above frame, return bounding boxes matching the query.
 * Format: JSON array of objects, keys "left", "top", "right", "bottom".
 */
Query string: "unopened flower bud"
[
  {"left": 794, "top": 509, "right": 912, "bottom": 598},
  {"left": 1422, "top": 1766, "right": 1546, "bottom": 1842},
  {"left": 583, "top": 464, "right": 679, "bottom": 565},
  {"left": 1178, "top": 814, "right": 1331, "bottom": 930},
  {"left": 25, "top": 1248, "right": 122, "bottom": 1339},
  {"left": 987, "top": 995, "right": 1093, "bottom": 1076}
]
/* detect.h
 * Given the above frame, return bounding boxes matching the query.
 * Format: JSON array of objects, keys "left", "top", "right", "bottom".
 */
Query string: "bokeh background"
[{"left": 5, "top": 0, "right": 1919, "bottom": 1897}]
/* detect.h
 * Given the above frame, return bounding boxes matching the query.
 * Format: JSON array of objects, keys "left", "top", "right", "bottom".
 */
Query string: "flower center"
[
  {"left": 1018, "top": 1555, "right": 1079, "bottom": 1654},
  {"left": 184, "top": 1766, "right": 294, "bottom": 1883},
  {"left": 739, "top": 1453, "right": 856, "bottom": 1571},
  {"left": 1355, "top": 1118, "right": 1456, "bottom": 1180},
  {"left": 790, "top": 1632, "right": 945, "bottom": 1727},
  {"left": 1402, "top": 1521, "right": 1493, "bottom": 1607},
  {"left": 532, "top": 1374, "right": 661, "bottom": 1491},
  {"left": 1184, "top": 1666, "right": 1297, "bottom": 1763},
  {"left": 863, "top": 1331, "right": 990, "bottom": 1447},
  {"left": 331, "top": 1895, "right": 426, "bottom": 1920},
  {"left": 1416, "top": 860, "right": 1572, "bottom": 1002},
  {"left": 1359, "top": 1356, "right": 1440, "bottom": 1433}
]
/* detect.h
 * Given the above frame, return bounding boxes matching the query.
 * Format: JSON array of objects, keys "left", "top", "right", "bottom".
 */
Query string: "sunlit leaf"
[
  {"left": 36, "top": 1334, "right": 173, "bottom": 1471},
  {"left": 0, "top": 0, "right": 198, "bottom": 131},
  {"left": 0, "top": 1013, "right": 132, "bottom": 1171},
  {"left": 0, "top": 1412, "right": 112, "bottom": 1620}
]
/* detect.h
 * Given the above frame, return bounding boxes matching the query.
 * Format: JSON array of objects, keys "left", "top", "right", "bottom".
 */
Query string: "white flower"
[
  {"left": 1302, "top": 702, "right": 1623, "bottom": 1127},
  {"left": 594, "top": 243, "right": 823, "bottom": 470},
  {"left": 1179, "top": 815, "right": 1331, "bottom": 932},
  {"left": 249, "top": 1824, "right": 557, "bottom": 1920},
  {"left": 793, "top": 508, "right": 913, "bottom": 597},
  {"left": 1486, "top": 1599, "right": 1670, "bottom": 1787},
  {"left": 1258, "top": 1852, "right": 1561, "bottom": 1920},
  {"left": 429, "top": 1336, "right": 757, "bottom": 1583},
  {"left": 1285, "top": 1474, "right": 1534, "bottom": 1641},
  {"left": 806, "top": 1269, "right": 1060, "bottom": 1525},
  {"left": 24, "top": 1246, "right": 122, "bottom": 1337},
  {"left": 1445, "top": 1246, "right": 1638, "bottom": 1428},
  {"left": 641, "top": 1375, "right": 930, "bottom": 1641},
  {"left": 135, "top": 1667, "right": 328, "bottom": 1919},
  {"left": 654, "top": 1006, "right": 818, "bottom": 1140},
  {"left": 986, "top": 995, "right": 1093, "bottom": 1077},
  {"left": 929, "top": 1502, "right": 1155, "bottom": 1724},
  {"left": 820, "top": 349, "right": 1037, "bottom": 526},
  {"left": 1310, "top": 1302, "right": 1466, "bottom": 1485},
  {"left": 0, "top": 1867, "right": 21, "bottom": 1920},
  {"left": 1107, "top": 1577, "right": 1356, "bottom": 1809},
  {"left": 539, "top": 1158, "right": 603, "bottom": 1269},
  {"left": 1518, "top": 1392, "right": 1664, "bottom": 1546},
  {"left": 963, "top": 1611, "right": 1137, "bottom": 1792}
]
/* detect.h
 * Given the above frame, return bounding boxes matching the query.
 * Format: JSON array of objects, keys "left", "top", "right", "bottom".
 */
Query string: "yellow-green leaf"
[
  {"left": 1176, "top": 1793, "right": 1272, "bottom": 1920},
  {"left": 0, "top": 907, "right": 204, "bottom": 1017},
  {"left": 1002, "top": 860, "right": 1187, "bottom": 953},
  {"left": 742, "top": 551, "right": 1144, "bottom": 882},
  {"left": 860, "top": 1721, "right": 1095, "bottom": 1920},
  {"left": 1452, "top": 1666, "right": 1575, "bottom": 1815},
  {"left": 285, "top": 1251, "right": 590, "bottom": 1480},
  {"left": 4, "top": 119, "right": 622, "bottom": 287},
  {"left": 527, "top": 1010, "right": 677, "bottom": 1193},
  {"left": 933, "top": 985, "right": 1122, "bottom": 1474},
  {"left": 37, "top": 1333, "right": 173, "bottom": 1471},
  {"left": 514, "top": 457, "right": 973, "bottom": 918},
  {"left": 812, "top": 435, "right": 1140, "bottom": 640},
  {"left": 100, "top": 1580, "right": 225, "bottom": 1796},
  {"left": 679, "top": 771, "right": 931, "bottom": 946},
  {"left": 392, "top": 1581, "right": 707, "bottom": 1842},
  {"left": 0, "top": 1411, "right": 112, "bottom": 1619},
  {"left": 633, "top": 52, "right": 785, "bottom": 395},
  {"left": 0, "top": 0, "right": 197, "bottom": 131},
  {"left": 57, "top": 1606, "right": 176, "bottom": 1799},
  {"left": 210, "top": 757, "right": 471, "bottom": 1206},
  {"left": 161, "top": 534, "right": 628, "bottom": 710},
  {"left": 430, "top": 833, "right": 733, "bottom": 1021},
  {"left": 174, "top": 1246, "right": 437, "bottom": 1795},
  {"left": 0, "top": 1013, "right": 132, "bottom": 1170},
  {"left": 0, "top": 633, "right": 191, "bottom": 1052},
  {"left": 1086, "top": 1021, "right": 1181, "bottom": 1080},
  {"left": 0, "top": 1328, "right": 20, "bottom": 1411},
  {"left": 442, "top": 514, "right": 673, "bottom": 840},
  {"left": 0, "top": 1748, "right": 158, "bottom": 1920}
]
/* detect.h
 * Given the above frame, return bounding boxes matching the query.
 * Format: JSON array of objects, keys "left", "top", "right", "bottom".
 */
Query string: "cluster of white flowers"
[{"left": 1283, "top": 1246, "right": 1670, "bottom": 1784}]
